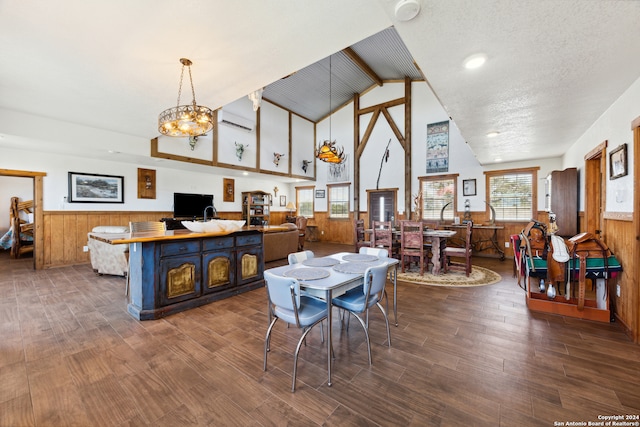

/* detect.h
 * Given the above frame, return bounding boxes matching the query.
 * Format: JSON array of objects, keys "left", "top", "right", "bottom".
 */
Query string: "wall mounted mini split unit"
[{"left": 217, "top": 110, "right": 255, "bottom": 132}]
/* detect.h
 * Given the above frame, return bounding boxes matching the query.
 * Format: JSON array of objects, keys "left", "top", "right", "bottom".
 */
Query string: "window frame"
[
  {"left": 484, "top": 167, "right": 539, "bottom": 222},
  {"left": 295, "top": 185, "right": 315, "bottom": 218},
  {"left": 418, "top": 174, "right": 458, "bottom": 221},
  {"left": 327, "top": 183, "right": 350, "bottom": 219}
]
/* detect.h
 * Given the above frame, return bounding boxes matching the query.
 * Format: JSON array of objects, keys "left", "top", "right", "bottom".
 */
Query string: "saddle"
[{"left": 567, "top": 232, "right": 611, "bottom": 311}]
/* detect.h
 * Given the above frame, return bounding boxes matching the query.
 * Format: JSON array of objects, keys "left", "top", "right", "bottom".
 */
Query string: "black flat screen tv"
[{"left": 173, "top": 192, "right": 214, "bottom": 218}]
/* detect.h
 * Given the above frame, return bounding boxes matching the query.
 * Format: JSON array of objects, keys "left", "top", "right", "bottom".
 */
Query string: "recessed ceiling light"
[
  {"left": 494, "top": 158, "right": 502, "bottom": 162},
  {"left": 486, "top": 131, "right": 500, "bottom": 138},
  {"left": 463, "top": 53, "right": 487, "bottom": 69},
  {"left": 243, "top": 172, "right": 249, "bottom": 176}
]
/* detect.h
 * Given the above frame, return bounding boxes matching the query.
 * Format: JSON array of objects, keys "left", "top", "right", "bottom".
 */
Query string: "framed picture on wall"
[
  {"left": 137, "top": 168, "right": 156, "bottom": 199},
  {"left": 68, "top": 172, "right": 124, "bottom": 203},
  {"left": 463, "top": 179, "right": 476, "bottom": 196},
  {"left": 315, "top": 189, "right": 325, "bottom": 198},
  {"left": 280, "top": 195, "right": 286, "bottom": 206},
  {"left": 223, "top": 178, "right": 234, "bottom": 202},
  {"left": 609, "top": 144, "right": 627, "bottom": 180}
]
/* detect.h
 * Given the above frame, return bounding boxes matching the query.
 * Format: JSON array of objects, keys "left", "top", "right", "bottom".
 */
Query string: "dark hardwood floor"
[{"left": 1, "top": 243, "right": 639, "bottom": 426}]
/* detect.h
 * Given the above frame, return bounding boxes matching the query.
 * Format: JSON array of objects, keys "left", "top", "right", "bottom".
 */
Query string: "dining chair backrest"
[
  {"left": 295, "top": 216, "right": 307, "bottom": 250},
  {"left": 359, "top": 246, "right": 388, "bottom": 258},
  {"left": 362, "top": 263, "right": 390, "bottom": 307},
  {"left": 287, "top": 250, "right": 314, "bottom": 265},
  {"left": 264, "top": 271, "right": 300, "bottom": 314},
  {"left": 354, "top": 219, "right": 371, "bottom": 252},
  {"left": 129, "top": 221, "right": 166, "bottom": 233},
  {"left": 399, "top": 220, "right": 427, "bottom": 275},
  {"left": 400, "top": 220, "right": 424, "bottom": 251},
  {"left": 372, "top": 220, "right": 393, "bottom": 250}
]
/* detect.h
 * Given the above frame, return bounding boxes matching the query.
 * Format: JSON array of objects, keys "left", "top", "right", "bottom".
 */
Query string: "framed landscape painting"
[{"left": 68, "top": 172, "right": 124, "bottom": 203}]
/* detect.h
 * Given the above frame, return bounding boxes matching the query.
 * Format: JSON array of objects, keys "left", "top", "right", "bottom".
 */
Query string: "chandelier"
[
  {"left": 316, "top": 140, "right": 345, "bottom": 163},
  {"left": 158, "top": 58, "right": 214, "bottom": 138},
  {"left": 315, "top": 54, "right": 345, "bottom": 164}
]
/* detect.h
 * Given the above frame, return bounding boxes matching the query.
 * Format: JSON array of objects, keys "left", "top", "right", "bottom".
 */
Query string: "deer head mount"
[
  {"left": 273, "top": 152, "right": 285, "bottom": 167},
  {"left": 235, "top": 142, "right": 248, "bottom": 161},
  {"left": 301, "top": 160, "right": 311, "bottom": 173}
]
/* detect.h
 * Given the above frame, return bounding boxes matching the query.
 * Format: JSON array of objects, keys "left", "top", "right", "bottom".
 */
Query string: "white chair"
[
  {"left": 263, "top": 271, "right": 328, "bottom": 392},
  {"left": 359, "top": 246, "right": 388, "bottom": 258},
  {"left": 287, "top": 250, "right": 314, "bottom": 265}
]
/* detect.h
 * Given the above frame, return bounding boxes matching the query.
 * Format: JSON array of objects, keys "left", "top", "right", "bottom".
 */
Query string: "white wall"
[
  {"left": 311, "top": 80, "right": 560, "bottom": 215},
  {"left": 564, "top": 75, "right": 640, "bottom": 212},
  {"left": 2, "top": 79, "right": 576, "bottom": 220},
  {"left": 0, "top": 146, "right": 292, "bottom": 219}
]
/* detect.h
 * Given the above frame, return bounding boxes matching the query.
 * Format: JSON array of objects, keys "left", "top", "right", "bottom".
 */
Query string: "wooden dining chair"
[
  {"left": 295, "top": 216, "right": 307, "bottom": 251},
  {"left": 354, "top": 219, "right": 371, "bottom": 253},
  {"left": 443, "top": 220, "right": 473, "bottom": 276},
  {"left": 400, "top": 220, "right": 427, "bottom": 275},
  {"left": 372, "top": 221, "right": 397, "bottom": 258}
]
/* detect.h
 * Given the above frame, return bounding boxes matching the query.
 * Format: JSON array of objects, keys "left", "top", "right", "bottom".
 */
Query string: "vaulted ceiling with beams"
[{"left": 1, "top": 0, "right": 639, "bottom": 167}]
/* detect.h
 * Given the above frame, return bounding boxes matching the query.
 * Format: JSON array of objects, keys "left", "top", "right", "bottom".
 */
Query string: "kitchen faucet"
[{"left": 203, "top": 205, "right": 216, "bottom": 222}]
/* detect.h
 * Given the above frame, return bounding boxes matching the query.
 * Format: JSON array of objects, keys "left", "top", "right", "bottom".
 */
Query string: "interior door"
[
  {"left": 368, "top": 190, "right": 397, "bottom": 228},
  {"left": 584, "top": 144, "right": 606, "bottom": 238}
]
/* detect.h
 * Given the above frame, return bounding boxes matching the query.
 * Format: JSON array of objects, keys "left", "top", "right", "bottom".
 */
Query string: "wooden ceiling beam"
[{"left": 342, "top": 47, "right": 383, "bottom": 87}]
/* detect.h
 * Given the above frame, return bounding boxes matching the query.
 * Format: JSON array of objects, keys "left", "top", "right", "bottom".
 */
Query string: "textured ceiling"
[{"left": 1, "top": 0, "right": 639, "bottom": 167}]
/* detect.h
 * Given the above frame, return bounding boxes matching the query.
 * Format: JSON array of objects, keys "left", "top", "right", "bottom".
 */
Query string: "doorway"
[
  {"left": 367, "top": 189, "right": 398, "bottom": 227},
  {"left": 0, "top": 169, "right": 46, "bottom": 269},
  {"left": 584, "top": 141, "right": 606, "bottom": 238}
]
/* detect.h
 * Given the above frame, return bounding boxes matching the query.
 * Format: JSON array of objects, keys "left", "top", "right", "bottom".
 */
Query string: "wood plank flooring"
[{"left": 1, "top": 243, "right": 639, "bottom": 426}]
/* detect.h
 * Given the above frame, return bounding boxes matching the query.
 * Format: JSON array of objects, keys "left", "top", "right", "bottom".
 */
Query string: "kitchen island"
[{"left": 91, "top": 227, "right": 269, "bottom": 320}]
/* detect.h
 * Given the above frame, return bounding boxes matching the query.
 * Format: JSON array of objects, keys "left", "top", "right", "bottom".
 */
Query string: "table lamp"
[{"left": 286, "top": 201, "right": 296, "bottom": 215}]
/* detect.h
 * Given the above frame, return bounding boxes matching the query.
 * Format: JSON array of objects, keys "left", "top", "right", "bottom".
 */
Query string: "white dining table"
[{"left": 265, "top": 251, "right": 399, "bottom": 387}]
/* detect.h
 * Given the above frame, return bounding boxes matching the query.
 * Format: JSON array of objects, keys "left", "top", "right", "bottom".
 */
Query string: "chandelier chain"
[
  {"left": 187, "top": 65, "right": 197, "bottom": 107},
  {"left": 329, "top": 55, "right": 332, "bottom": 142},
  {"left": 176, "top": 64, "right": 185, "bottom": 108}
]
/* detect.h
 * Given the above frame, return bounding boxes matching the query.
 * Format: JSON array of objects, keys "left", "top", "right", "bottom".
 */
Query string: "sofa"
[
  {"left": 87, "top": 225, "right": 129, "bottom": 276},
  {"left": 263, "top": 223, "right": 299, "bottom": 262}
]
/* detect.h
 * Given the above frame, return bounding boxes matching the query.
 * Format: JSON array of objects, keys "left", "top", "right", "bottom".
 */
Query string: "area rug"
[{"left": 396, "top": 263, "right": 502, "bottom": 287}]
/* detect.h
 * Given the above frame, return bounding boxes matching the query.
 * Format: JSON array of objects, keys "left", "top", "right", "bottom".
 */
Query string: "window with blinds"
[
  {"left": 328, "top": 184, "right": 349, "bottom": 218},
  {"left": 420, "top": 177, "right": 455, "bottom": 220},
  {"left": 488, "top": 171, "right": 534, "bottom": 221},
  {"left": 296, "top": 187, "right": 314, "bottom": 218}
]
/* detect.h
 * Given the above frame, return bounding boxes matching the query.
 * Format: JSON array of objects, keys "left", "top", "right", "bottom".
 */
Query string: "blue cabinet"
[{"left": 127, "top": 230, "right": 264, "bottom": 320}]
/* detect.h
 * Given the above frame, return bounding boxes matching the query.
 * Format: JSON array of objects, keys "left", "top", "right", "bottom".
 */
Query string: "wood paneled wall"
[
  {"left": 604, "top": 218, "right": 636, "bottom": 339},
  {"left": 42, "top": 211, "right": 173, "bottom": 268}
]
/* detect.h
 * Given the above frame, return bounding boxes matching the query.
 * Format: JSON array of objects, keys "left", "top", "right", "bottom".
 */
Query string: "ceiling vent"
[{"left": 217, "top": 110, "right": 255, "bottom": 132}]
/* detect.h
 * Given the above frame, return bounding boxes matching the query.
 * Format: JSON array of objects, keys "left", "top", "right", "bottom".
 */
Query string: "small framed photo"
[
  {"left": 68, "top": 172, "right": 124, "bottom": 203},
  {"left": 280, "top": 195, "right": 286, "bottom": 206},
  {"left": 463, "top": 179, "right": 476, "bottom": 196},
  {"left": 315, "top": 189, "right": 325, "bottom": 198},
  {"left": 223, "top": 178, "right": 234, "bottom": 202},
  {"left": 609, "top": 144, "right": 628, "bottom": 180}
]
